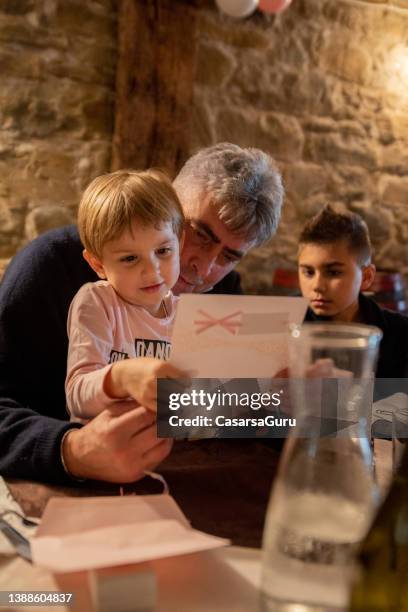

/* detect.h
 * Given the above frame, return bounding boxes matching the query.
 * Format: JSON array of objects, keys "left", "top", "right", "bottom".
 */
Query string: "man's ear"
[
  {"left": 83, "top": 249, "right": 107, "bottom": 279},
  {"left": 361, "top": 263, "right": 376, "bottom": 292}
]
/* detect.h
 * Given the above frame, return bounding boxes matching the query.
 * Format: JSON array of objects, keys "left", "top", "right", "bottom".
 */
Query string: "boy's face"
[
  {"left": 85, "top": 220, "right": 181, "bottom": 316},
  {"left": 298, "top": 240, "right": 375, "bottom": 322}
]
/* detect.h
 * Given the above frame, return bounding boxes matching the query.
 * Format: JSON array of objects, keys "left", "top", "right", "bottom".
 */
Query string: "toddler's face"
[
  {"left": 96, "top": 220, "right": 180, "bottom": 315},
  {"left": 298, "top": 240, "right": 372, "bottom": 323}
]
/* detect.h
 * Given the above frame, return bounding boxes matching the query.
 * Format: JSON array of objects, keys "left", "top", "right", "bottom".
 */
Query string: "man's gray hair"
[{"left": 173, "top": 143, "right": 284, "bottom": 246}]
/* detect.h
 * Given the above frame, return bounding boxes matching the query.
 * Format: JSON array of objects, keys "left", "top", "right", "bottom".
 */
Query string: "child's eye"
[
  {"left": 329, "top": 270, "right": 342, "bottom": 277},
  {"left": 120, "top": 255, "right": 137, "bottom": 263},
  {"left": 156, "top": 247, "right": 173, "bottom": 256},
  {"left": 301, "top": 268, "right": 314, "bottom": 278}
]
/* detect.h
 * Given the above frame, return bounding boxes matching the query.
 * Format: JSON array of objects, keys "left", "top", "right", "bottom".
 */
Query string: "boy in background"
[{"left": 298, "top": 205, "right": 408, "bottom": 378}]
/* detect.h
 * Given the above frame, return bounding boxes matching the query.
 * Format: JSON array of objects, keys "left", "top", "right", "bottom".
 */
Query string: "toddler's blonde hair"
[{"left": 78, "top": 168, "right": 184, "bottom": 258}]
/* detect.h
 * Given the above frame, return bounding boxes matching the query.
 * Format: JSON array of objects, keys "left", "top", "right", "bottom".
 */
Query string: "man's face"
[
  {"left": 298, "top": 240, "right": 374, "bottom": 323},
  {"left": 173, "top": 193, "right": 255, "bottom": 294}
]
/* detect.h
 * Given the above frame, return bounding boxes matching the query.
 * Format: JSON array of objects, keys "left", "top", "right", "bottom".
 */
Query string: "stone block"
[
  {"left": 72, "top": 143, "right": 112, "bottom": 193},
  {"left": 26, "top": 145, "right": 77, "bottom": 181},
  {"left": 304, "top": 133, "right": 378, "bottom": 170},
  {"left": 0, "top": 0, "right": 35, "bottom": 14},
  {"left": 259, "top": 113, "right": 304, "bottom": 161},
  {"left": 320, "top": 37, "right": 373, "bottom": 85},
  {"left": 229, "top": 50, "right": 272, "bottom": 103},
  {"left": 374, "top": 116, "right": 396, "bottom": 145},
  {"left": 329, "top": 166, "right": 377, "bottom": 203},
  {"left": 379, "top": 143, "right": 408, "bottom": 174},
  {"left": 380, "top": 176, "right": 408, "bottom": 204},
  {"left": 215, "top": 108, "right": 304, "bottom": 161},
  {"left": 282, "top": 162, "right": 328, "bottom": 200},
  {"left": 376, "top": 242, "right": 408, "bottom": 274},
  {"left": 195, "top": 41, "right": 236, "bottom": 87},
  {"left": 298, "top": 193, "right": 335, "bottom": 218},
  {"left": 25, "top": 205, "right": 74, "bottom": 241},
  {"left": 41, "top": 43, "right": 116, "bottom": 87},
  {"left": 362, "top": 206, "right": 394, "bottom": 244},
  {"left": 302, "top": 117, "right": 337, "bottom": 133},
  {"left": 55, "top": 2, "right": 116, "bottom": 39},
  {"left": 390, "top": 0, "right": 408, "bottom": 7},
  {"left": 390, "top": 114, "right": 408, "bottom": 141},
  {"left": 276, "top": 68, "right": 334, "bottom": 116},
  {"left": 199, "top": 12, "right": 270, "bottom": 50},
  {"left": 0, "top": 196, "right": 25, "bottom": 238},
  {"left": 190, "top": 97, "right": 214, "bottom": 151},
  {"left": 0, "top": 233, "right": 22, "bottom": 257}
]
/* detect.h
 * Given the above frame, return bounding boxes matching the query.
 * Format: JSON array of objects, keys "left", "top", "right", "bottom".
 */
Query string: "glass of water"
[{"left": 261, "top": 323, "right": 382, "bottom": 611}]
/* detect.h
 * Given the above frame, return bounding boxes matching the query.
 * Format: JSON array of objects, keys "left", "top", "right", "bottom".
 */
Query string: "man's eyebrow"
[
  {"left": 194, "top": 221, "right": 220, "bottom": 243},
  {"left": 195, "top": 221, "right": 245, "bottom": 259}
]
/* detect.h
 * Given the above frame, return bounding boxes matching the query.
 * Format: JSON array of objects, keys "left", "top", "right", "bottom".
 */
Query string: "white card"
[{"left": 170, "top": 294, "right": 308, "bottom": 378}]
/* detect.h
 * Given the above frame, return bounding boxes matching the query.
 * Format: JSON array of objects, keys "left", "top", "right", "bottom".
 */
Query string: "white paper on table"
[
  {"left": 31, "top": 495, "right": 228, "bottom": 572},
  {"left": 170, "top": 294, "right": 308, "bottom": 377}
]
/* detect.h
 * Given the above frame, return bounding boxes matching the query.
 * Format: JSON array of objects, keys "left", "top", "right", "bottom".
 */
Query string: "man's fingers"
[
  {"left": 106, "top": 400, "right": 140, "bottom": 417},
  {"left": 142, "top": 438, "right": 173, "bottom": 471},
  {"left": 110, "top": 403, "right": 155, "bottom": 431},
  {"left": 129, "top": 422, "right": 160, "bottom": 452}
]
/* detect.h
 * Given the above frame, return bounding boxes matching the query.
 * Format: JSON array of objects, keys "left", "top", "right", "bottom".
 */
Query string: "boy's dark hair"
[{"left": 299, "top": 205, "right": 372, "bottom": 265}]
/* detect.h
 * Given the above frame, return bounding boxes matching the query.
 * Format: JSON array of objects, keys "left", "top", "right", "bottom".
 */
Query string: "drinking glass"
[{"left": 261, "top": 323, "right": 382, "bottom": 611}]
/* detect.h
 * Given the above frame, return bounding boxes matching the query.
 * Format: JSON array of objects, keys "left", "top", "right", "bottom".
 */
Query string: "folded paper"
[{"left": 31, "top": 495, "right": 228, "bottom": 572}]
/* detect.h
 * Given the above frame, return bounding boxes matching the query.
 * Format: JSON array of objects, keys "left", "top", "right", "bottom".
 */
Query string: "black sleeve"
[
  {"left": 0, "top": 397, "right": 82, "bottom": 483},
  {"left": 0, "top": 225, "right": 95, "bottom": 483}
]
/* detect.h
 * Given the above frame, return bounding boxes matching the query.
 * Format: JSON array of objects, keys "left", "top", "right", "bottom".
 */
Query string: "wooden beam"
[{"left": 112, "top": 0, "right": 199, "bottom": 177}]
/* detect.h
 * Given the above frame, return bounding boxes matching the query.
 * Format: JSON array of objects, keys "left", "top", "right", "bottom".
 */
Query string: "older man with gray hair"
[
  {"left": 173, "top": 143, "right": 283, "bottom": 295},
  {"left": 0, "top": 143, "right": 284, "bottom": 485}
]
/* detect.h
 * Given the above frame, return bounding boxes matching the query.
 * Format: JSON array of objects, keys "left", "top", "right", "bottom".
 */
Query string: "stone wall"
[
  {"left": 0, "top": 0, "right": 116, "bottom": 257},
  {"left": 192, "top": 0, "right": 408, "bottom": 292},
  {"left": 0, "top": 0, "right": 407, "bottom": 295}
]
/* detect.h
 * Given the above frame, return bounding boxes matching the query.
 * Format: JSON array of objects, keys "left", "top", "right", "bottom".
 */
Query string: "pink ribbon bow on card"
[{"left": 193, "top": 310, "right": 242, "bottom": 335}]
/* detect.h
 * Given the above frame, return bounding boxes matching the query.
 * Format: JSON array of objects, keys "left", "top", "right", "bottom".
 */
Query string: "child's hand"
[{"left": 105, "top": 358, "right": 191, "bottom": 412}]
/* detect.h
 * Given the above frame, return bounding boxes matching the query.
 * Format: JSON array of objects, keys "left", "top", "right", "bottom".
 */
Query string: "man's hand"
[
  {"left": 62, "top": 402, "right": 173, "bottom": 482},
  {"left": 104, "top": 358, "right": 190, "bottom": 412}
]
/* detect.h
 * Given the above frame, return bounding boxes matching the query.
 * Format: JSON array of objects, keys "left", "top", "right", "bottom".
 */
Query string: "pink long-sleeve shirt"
[{"left": 65, "top": 280, "right": 178, "bottom": 420}]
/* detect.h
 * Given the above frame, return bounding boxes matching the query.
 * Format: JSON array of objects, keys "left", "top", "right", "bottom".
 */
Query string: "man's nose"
[{"left": 192, "top": 250, "right": 218, "bottom": 280}]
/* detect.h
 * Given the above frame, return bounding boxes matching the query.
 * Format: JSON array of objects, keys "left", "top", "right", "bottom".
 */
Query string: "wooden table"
[
  {"left": 0, "top": 440, "right": 392, "bottom": 612},
  {"left": 0, "top": 546, "right": 263, "bottom": 612},
  {"left": 1, "top": 438, "right": 280, "bottom": 611},
  {"left": 5, "top": 439, "right": 283, "bottom": 549}
]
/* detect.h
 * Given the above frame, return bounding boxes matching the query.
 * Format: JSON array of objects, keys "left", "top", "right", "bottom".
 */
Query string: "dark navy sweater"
[
  {"left": 0, "top": 225, "right": 242, "bottom": 483},
  {"left": 304, "top": 293, "right": 408, "bottom": 379}
]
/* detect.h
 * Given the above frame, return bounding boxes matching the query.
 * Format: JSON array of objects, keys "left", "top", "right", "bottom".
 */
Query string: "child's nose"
[
  {"left": 313, "top": 273, "right": 326, "bottom": 292},
  {"left": 144, "top": 256, "right": 160, "bottom": 275}
]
